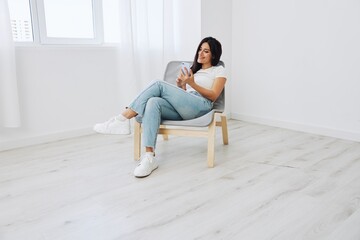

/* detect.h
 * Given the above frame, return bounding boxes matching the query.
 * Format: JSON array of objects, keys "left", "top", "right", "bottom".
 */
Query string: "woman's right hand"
[{"left": 176, "top": 77, "right": 186, "bottom": 90}]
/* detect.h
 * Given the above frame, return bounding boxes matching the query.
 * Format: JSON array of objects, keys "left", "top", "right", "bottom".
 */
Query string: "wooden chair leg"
[
  {"left": 221, "top": 115, "right": 229, "bottom": 145},
  {"left": 207, "top": 118, "right": 216, "bottom": 168},
  {"left": 134, "top": 121, "right": 141, "bottom": 160},
  {"left": 161, "top": 126, "right": 169, "bottom": 140}
]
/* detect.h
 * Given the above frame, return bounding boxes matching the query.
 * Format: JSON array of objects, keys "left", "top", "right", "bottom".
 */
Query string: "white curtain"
[
  {"left": 0, "top": 0, "right": 21, "bottom": 127},
  {"left": 115, "top": 0, "right": 201, "bottom": 104}
]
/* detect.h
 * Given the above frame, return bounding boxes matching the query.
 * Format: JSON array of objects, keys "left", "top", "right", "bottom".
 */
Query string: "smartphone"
[{"left": 181, "top": 62, "right": 191, "bottom": 75}]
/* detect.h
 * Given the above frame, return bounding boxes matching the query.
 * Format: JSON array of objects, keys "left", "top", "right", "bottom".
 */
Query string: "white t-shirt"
[{"left": 186, "top": 65, "right": 227, "bottom": 92}]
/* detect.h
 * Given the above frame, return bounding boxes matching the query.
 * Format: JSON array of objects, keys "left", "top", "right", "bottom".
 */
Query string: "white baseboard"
[
  {"left": 231, "top": 113, "right": 360, "bottom": 142},
  {"left": 0, "top": 128, "right": 94, "bottom": 152}
]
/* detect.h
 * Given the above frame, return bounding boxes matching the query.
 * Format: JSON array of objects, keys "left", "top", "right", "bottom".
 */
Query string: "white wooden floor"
[{"left": 1, "top": 120, "right": 360, "bottom": 240}]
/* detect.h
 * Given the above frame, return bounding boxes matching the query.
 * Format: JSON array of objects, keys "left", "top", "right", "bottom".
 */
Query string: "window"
[
  {"left": 7, "top": 0, "right": 103, "bottom": 44},
  {"left": 36, "top": 0, "right": 103, "bottom": 44},
  {"left": 42, "top": 0, "right": 94, "bottom": 38},
  {"left": 7, "top": 0, "right": 34, "bottom": 42}
]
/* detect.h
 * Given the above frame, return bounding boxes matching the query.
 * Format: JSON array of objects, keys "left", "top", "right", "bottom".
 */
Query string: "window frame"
[{"left": 17, "top": 0, "right": 104, "bottom": 45}]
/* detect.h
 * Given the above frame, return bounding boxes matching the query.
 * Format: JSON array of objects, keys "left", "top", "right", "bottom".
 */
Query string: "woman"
[{"left": 94, "top": 36, "right": 227, "bottom": 178}]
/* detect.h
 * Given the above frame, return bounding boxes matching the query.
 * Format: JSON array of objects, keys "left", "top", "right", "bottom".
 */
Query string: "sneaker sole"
[
  {"left": 94, "top": 128, "right": 131, "bottom": 135},
  {"left": 134, "top": 166, "right": 158, "bottom": 178}
]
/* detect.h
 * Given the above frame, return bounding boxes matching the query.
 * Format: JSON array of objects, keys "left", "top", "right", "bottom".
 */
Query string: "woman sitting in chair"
[{"left": 94, "top": 36, "right": 227, "bottom": 178}]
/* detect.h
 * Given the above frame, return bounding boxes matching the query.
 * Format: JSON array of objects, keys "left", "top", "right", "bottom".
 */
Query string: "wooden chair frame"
[{"left": 134, "top": 112, "right": 228, "bottom": 167}]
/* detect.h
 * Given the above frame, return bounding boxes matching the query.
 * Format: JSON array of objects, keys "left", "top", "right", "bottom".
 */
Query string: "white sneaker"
[
  {"left": 93, "top": 116, "right": 131, "bottom": 135},
  {"left": 134, "top": 153, "right": 158, "bottom": 178}
]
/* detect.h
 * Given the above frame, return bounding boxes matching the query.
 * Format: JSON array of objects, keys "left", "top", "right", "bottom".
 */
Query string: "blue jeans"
[{"left": 128, "top": 80, "right": 213, "bottom": 149}]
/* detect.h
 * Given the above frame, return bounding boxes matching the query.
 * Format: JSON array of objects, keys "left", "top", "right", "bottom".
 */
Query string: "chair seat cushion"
[{"left": 161, "top": 110, "right": 220, "bottom": 127}]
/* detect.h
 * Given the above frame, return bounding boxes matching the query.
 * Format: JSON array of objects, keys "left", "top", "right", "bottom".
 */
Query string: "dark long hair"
[{"left": 191, "top": 37, "right": 222, "bottom": 74}]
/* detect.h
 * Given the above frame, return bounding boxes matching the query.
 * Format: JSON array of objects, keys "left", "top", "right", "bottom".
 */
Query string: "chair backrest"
[{"left": 163, "top": 61, "right": 225, "bottom": 112}]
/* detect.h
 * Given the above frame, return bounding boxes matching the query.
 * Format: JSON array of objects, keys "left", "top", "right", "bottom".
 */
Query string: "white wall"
[
  {"left": 201, "top": 0, "right": 232, "bottom": 114},
  {"left": 232, "top": 0, "right": 360, "bottom": 141},
  {"left": 0, "top": 46, "right": 122, "bottom": 150}
]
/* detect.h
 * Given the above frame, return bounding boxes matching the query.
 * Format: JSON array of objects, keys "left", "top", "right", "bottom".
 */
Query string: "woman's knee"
[{"left": 146, "top": 97, "right": 162, "bottom": 110}]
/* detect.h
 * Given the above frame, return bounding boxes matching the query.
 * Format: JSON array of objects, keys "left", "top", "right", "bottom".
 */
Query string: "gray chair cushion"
[{"left": 162, "top": 109, "right": 219, "bottom": 127}]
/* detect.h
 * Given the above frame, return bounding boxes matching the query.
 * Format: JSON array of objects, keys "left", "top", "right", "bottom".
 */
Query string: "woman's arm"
[{"left": 178, "top": 70, "right": 226, "bottom": 102}]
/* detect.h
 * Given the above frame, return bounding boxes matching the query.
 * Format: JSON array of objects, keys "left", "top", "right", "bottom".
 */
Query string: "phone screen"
[{"left": 181, "top": 62, "right": 191, "bottom": 74}]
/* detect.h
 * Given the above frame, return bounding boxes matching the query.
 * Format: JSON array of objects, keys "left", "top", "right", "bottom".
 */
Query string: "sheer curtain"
[
  {"left": 0, "top": 0, "right": 21, "bottom": 127},
  {"left": 115, "top": 0, "right": 201, "bottom": 104}
]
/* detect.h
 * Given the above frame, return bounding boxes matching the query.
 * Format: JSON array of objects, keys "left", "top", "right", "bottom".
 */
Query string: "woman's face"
[{"left": 197, "top": 42, "right": 212, "bottom": 66}]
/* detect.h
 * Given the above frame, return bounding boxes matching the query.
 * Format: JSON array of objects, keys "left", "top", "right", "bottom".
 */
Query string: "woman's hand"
[{"left": 177, "top": 68, "right": 194, "bottom": 88}]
